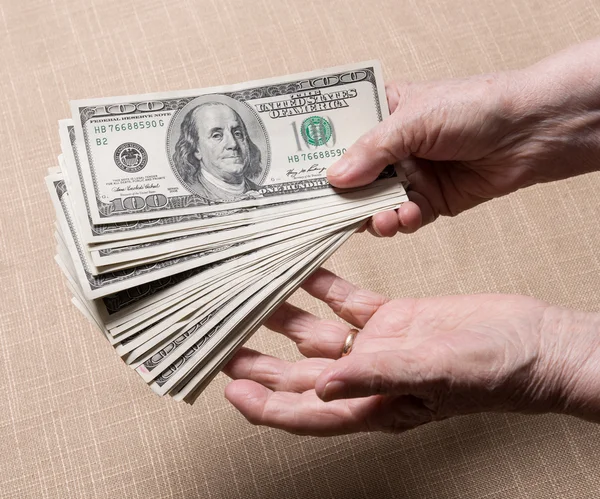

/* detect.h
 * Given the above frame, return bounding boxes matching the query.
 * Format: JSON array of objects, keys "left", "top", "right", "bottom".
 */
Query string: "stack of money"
[{"left": 46, "top": 62, "right": 408, "bottom": 403}]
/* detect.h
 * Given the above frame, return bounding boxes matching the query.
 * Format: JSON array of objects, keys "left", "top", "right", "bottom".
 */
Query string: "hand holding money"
[
  {"left": 223, "top": 39, "right": 600, "bottom": 434},
  {"left": 47, "top": 62, "right": 408, "bottom": 403}
]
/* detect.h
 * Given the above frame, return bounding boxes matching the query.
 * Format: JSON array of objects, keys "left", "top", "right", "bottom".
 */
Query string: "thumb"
[
  {"left": 327, "top": 117, "right": 409, "bottom": 188},
  {"left": 315, "top": 351, "right": 430, "bottom": 401}
]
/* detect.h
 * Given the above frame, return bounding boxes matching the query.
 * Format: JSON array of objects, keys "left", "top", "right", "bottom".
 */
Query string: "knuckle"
[
  {"left": 323, "top": 279, "right": 352, "bottom": 315},
  {"left": 355, "top": 124, "right": 400, "bottom": 163}
]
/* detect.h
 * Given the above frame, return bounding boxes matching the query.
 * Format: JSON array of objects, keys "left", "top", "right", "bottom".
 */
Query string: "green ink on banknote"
[{"left": 301, "top": 116, "right": 332, "bottom": 147}]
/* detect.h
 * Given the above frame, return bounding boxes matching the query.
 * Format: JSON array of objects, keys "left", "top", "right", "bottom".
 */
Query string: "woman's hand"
[
  {"left": 224, "top": 269, "right": 600, "bottom": 436},
  {"left": 330, "top": 38, "right": 600, "bottom": 236}
]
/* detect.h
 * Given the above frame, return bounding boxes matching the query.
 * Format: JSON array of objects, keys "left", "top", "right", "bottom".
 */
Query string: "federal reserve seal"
[
  {"left": 301, "top": 116, "right": 332, "bottom": 147},
  {"left": 114, "top": 142, "right": 148, "bottom": 173}
]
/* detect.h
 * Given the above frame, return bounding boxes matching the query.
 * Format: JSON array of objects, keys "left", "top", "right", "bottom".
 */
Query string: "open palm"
[{"left": 224, "top": 268, "right": 552, "bottom": 436}]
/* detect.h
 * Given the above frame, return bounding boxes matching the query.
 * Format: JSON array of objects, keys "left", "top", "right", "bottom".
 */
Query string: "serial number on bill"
[
  {"left": 93, "top": 120, "right": 166, "bottom": 134},
  {"left": 287, "top": 148, "right": 347, "bottom": 163}
]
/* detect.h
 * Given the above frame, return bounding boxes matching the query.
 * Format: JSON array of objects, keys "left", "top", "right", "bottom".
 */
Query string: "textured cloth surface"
[{"left": 1, "top": 0, "right": 600, "bottom": 498}]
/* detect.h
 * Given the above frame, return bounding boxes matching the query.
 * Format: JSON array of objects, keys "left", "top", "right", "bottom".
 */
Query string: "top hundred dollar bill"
[{"left": 70, "top": 61, "right": 390, "bottom": 224}]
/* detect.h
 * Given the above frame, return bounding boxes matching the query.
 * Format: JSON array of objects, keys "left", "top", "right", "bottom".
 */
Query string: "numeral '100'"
[{"left": 111, "top": 194, "right": 168, "bottom": 212}]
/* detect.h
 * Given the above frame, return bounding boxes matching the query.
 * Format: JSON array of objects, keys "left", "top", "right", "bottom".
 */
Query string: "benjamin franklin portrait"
[{"left": 171, "top": 97, "right": 268, "bottom": 202}]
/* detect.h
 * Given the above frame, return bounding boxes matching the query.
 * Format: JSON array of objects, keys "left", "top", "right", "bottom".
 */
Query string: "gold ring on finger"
[{"left": 341, "top": 329, "right": 359, "bottom": 358}]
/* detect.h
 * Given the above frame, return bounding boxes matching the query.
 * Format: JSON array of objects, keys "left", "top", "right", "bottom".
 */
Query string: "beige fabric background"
[{"left": 1, "top": 0, "right": 600, "bottom": 497}]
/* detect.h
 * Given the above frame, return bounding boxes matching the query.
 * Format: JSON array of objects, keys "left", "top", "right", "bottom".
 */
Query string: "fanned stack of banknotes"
[{"left": 46, "top": 61, "right": 408, "bottom": 403}]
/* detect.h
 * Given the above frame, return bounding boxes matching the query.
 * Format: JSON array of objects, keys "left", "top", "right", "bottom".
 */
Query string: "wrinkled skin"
[
  {"left": 328, "top": 39, "right": 600, "bottom": 236},
  {"left": 224, "top": 38, "right": 600, "bottom": 435},
  {"left": 224, "top": 268, "right": 599, "bottom": 436}
]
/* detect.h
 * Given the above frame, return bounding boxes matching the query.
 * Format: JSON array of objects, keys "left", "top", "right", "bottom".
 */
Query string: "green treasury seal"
[{"left": 301, "top": 116, "right": 332, "bottom": 147}]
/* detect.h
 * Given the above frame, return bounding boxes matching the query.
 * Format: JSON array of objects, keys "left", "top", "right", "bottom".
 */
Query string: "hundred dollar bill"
[
  {"left": 153, "top": 230, "right": 351, "bottom": 397},
  {"left": 48, "top": 171, "right": 401, "bottom": 301},
  {"left": 59, "top": 120, "right": 344, "bottom": 246},
  {"left": 71, "top": 61, "right": 390, "bottom": 224},
  {"left": 177, "top": 230, "right": 351, "bottom": 403},
  {"left": 89, "top": 186, "right": 404, "bottom": 268}
]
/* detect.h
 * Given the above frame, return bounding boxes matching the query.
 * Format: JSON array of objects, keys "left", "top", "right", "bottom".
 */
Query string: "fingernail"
[{"left": 321, "top": 380, "right": 346, "bottom": 401}]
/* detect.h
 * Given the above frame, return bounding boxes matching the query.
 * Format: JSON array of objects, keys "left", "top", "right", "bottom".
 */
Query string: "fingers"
[
  {"left": 402, "top": 158, "right": 448, "bottom": 222},
  {"left": 369, "top": 201, "right": 424, "bottom": 237},
  {"left": 396, "top": 201, "right": 423, "bottom": 233},
  {"left": 327, "top": 118, "right": 409, "bottom": 188},
  {"left": 301, "top": 268, "right": 388, "bottom": 328},
  {"left": 225, "top": 381, "right": 433, "bottom": 435},
  {"left": 370, "top": 210, "right": 399, "bottom": 236},
  {"left": 225, "top": 381, "right": 381, "bottom": 436},
  {"left": 264, "top": 302, "right": 351, "bottom": 358},
  {"left": 315, "top": 351, "right": 430, "bottom": 401},
  {"left": 223, "top": 347, "right": 333, "bottom": 393},
  {"left": 367, "top": 161, "right": 443, "bottom": 236},
  {"left": 402, "top": 191, "right": 437, "bottom": 228},
  {"left": 385, "top": 82, "right": 403, "bottom": 114},
  {"left": 263, "top": 268, "right": 387, "bottom": 358}
]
